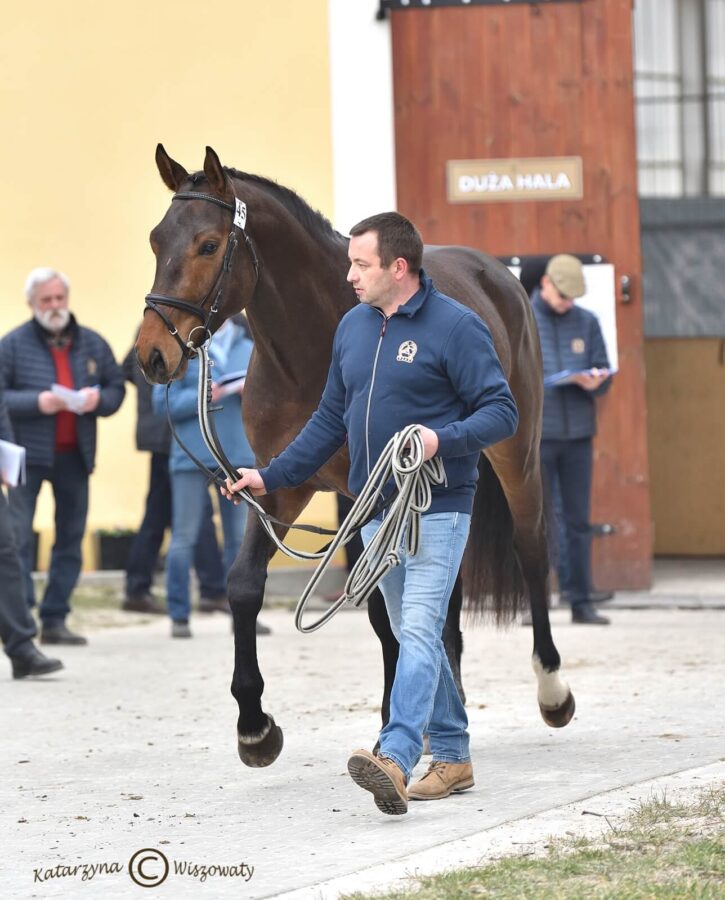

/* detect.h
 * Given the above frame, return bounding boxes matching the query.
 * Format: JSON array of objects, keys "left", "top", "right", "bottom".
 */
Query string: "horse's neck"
[{"left": 245, "top": 228, "right": 352, "bottom": 390}]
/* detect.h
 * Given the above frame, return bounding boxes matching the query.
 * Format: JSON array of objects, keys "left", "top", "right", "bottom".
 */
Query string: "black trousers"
[
  {"left": 540, "top": 437, "right": 593, "bottom": 609},
  {"left": 0, "top": 487, "right": 36, "bottom": 658}
]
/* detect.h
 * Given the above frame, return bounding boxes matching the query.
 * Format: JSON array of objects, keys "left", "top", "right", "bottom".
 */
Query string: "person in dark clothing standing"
[
  {"left": 531, "top": 254, "right": 612, "bottom": 626},
  {"left": 122, "top": 339, "right": 230, "bottom": 614},
  {"left": 0, "top": 383, "right": 63, "bottom": 678},
  {"left": 0, "top": 268, "right": 125, "bottom": 645}
]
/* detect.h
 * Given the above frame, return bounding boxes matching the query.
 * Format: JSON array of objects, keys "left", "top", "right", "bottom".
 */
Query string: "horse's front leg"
[
  {"left": 228, "top": 485, "right": 316, "bottom": 767},
  {"left": 227, "top": 505, "right": 282, "bottom": 767}
]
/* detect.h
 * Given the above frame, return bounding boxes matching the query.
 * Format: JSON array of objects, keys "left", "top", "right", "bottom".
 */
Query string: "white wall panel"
[{"left": 328, "top": 1, "right": 397, "bottom": 232}]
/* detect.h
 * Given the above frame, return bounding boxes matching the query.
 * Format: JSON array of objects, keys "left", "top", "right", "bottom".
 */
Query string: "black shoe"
[
  {"left": 198, "top": 595, "right": 230, "bottom": 614},
  {"left": 572, "top": 604, "right": 610, "bottom": 625},
  {"left": 40, "top": 623, "right": 88, "bottom": 645},
  {"left": 171, "top": 619, "right": 192, "bottom": 638},
  {"left": 561, "top": 589, "right": 614, "bottom": 606},
  {"left": 122, "top": 592, "right": 166, "bottom": 615},
  {"left": 10, "top": 644, "right": 64, "bottom": 679}
]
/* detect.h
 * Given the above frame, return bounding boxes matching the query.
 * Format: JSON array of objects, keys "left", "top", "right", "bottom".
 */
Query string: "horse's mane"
[{"left": 189, "top": 169, "right": 346, "bottom": 247}]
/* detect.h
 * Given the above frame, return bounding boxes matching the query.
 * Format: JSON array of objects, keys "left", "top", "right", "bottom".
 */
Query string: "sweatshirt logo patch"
[
  {"left": 571, "top": 338, "right": 585, "bottom": 354},
  {"left": 396, "top": 340, "right": 418, "bottom": 364}
]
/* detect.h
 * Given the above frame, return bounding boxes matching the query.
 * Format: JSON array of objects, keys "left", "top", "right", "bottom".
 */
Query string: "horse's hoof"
[
  {"left": 539, "top": 691, "right": 576, "bottom": 728},
  {"left": 237, "top": 715, "right": 284, "bottom": 767}
]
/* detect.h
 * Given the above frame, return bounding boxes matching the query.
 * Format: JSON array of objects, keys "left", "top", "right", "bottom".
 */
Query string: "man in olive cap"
[{"left": 532, "top": 254, "right": 612, "bottom": 625}]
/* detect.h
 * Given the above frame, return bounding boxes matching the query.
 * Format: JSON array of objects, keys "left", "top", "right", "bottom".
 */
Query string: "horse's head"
[{"left": 136, "top": 145, "right": 259, "bottom": 383}]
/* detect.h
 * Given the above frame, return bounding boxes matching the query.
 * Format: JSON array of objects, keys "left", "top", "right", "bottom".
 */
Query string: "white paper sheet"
[
  {"left": 51, "top": 383, "right": 86, "bottom": 414},
  {"left": 0, "top": 439, "right": 26, "bottom": 487}
]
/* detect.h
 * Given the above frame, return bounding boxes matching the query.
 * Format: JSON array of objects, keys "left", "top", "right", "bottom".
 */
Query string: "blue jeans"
[
  {"left": 166, "top": 470, "right": 248, "bottom": 622},
  {"left": 125, "top": 452, "right": 226, "bottom": 597},
  {"left": 361, "top": 511, "right": 471, "bottom": 779},
  {"left": 9, "top": 451, "right": 89, "bottom": 627}
]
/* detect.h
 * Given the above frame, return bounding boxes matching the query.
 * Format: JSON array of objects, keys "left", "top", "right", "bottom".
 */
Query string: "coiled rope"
[{"left": 291, "top": 425, "right": 445, "bottom": 633}]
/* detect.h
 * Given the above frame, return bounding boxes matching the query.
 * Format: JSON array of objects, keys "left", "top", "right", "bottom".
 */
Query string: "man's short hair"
[
  {"left": 24, "top": 267, "right": 70, "bottom": 302},
  {"left": 349, "top": 212, "right": 423, "bottom": 273}
]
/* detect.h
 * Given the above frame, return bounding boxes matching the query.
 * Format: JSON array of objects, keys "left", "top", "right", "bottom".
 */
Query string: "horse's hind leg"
[
  {"left": 228, "top": 485, "right": 316, "bottom": 767},
  {"left": 489, "top": 448, "right": 575, "bottom": 728},
  {"left": 516, "top": 525, "right": 575, "bottom": 727}
]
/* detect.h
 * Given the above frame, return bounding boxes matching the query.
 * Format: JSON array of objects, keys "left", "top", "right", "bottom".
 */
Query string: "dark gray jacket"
[
  {"left": 0, "top": 384, "right": 14, "bottom": 443},
  {"left": 0, "top": 317, "right": 125, "bottom": 472},
  {"left": 123, "top": 342, "right": 170, "bottom": 455},
  {"left": 531, "top": 290, "right": 611, "bottom": 440}
]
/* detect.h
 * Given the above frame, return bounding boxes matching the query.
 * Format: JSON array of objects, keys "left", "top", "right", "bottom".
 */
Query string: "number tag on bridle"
[{"left": 234, "top": 199, "right": 248, "bottom": 230}]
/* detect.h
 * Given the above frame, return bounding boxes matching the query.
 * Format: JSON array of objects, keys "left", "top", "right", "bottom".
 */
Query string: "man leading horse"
[{"left": 222, "top": 212, "right": 518, "bottom": 816}]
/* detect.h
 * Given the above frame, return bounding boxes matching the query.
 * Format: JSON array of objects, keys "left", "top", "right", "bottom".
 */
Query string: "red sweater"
[{"left": 49, "top": 344, "right": 78, "bottom": 451}]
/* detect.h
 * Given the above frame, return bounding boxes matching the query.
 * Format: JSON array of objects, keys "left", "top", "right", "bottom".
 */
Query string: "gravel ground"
[{"left": 2, "top": 602, "right": 724, "bottom": 899}]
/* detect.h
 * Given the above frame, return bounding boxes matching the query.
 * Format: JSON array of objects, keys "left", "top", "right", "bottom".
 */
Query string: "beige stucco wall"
[{"left": 0, "top": 1, "right": 337, "bottom": 568}]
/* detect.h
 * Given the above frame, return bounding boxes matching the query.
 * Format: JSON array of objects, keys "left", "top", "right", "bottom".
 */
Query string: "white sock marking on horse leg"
[
  {"left": 238, "top": 717, "right": 273, "bottom": 745},
  {"left": 532, "top": 655, "right": 570, "bottom": 709}
]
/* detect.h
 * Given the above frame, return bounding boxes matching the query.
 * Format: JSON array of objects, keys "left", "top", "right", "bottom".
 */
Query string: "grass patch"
[{"left": 344, "top": 785, "right": 725, "bottom": 900}]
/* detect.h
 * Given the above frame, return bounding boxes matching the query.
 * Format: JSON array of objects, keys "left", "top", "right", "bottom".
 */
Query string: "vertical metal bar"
[
  {"left": 677, "top": 0, "right": 687, "bottom": 195},
  {"left": 700, "top": 0, "right": 711, "bottom": 195}
]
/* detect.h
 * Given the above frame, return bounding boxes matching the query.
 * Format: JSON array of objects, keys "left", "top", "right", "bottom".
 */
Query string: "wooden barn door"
[{"left": 390, "top": 0, "right": 651, "bottom": 589}]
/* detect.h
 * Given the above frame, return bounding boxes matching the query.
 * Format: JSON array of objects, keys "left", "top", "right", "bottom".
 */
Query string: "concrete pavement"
[{"left": 2, "top": 584, "right": 724, "bottom": 899}]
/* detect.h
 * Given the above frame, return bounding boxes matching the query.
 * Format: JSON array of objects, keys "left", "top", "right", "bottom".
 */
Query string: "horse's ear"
[
  {"left": 155, "top": 144, "right": 189, "bottom": 192},
  {"left": 203, "top": 146, "right": 232, "bottom": 199}
]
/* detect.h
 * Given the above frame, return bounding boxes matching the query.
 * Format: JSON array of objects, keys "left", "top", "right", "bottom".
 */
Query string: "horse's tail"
[{"left": 462, "top": 455, "right": 528, "bottom": 623}]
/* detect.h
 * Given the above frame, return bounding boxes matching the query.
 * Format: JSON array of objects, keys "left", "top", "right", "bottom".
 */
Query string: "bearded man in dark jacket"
[{"left": 0, "top": 268, "right": 124, "bottom": 645}]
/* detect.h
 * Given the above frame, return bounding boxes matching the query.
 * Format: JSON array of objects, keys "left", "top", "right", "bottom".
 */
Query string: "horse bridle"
[{"left": 144, "top": 190, "right": 260, "bottom": 358}]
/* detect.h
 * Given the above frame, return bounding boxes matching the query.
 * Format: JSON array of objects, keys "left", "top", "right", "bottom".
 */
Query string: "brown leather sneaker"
[
  {"left": 407, "top": 760, "right": 474, "bottom": 801},
  {"left": 347, "top": 748, "right": 408, "bottom": 815}
]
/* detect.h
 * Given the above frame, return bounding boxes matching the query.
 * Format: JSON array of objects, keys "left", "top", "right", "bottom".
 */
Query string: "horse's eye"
[{"left": 199, "top": 242, "right": 219, "bottom": 256}]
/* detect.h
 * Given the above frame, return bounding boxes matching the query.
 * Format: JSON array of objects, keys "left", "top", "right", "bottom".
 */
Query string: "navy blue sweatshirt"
[{"left": 260, "top": 272, "right": 519, "bottom": 515}]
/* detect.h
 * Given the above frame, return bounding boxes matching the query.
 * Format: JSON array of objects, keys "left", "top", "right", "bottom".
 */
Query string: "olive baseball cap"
[{"left": 545, "top": 254, "right": 586, "bottom": 299}]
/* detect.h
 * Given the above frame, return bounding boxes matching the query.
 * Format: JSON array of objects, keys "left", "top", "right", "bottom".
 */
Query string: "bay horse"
[{"left": 136, "top": 145, "right": 575, "bottom": 768}]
